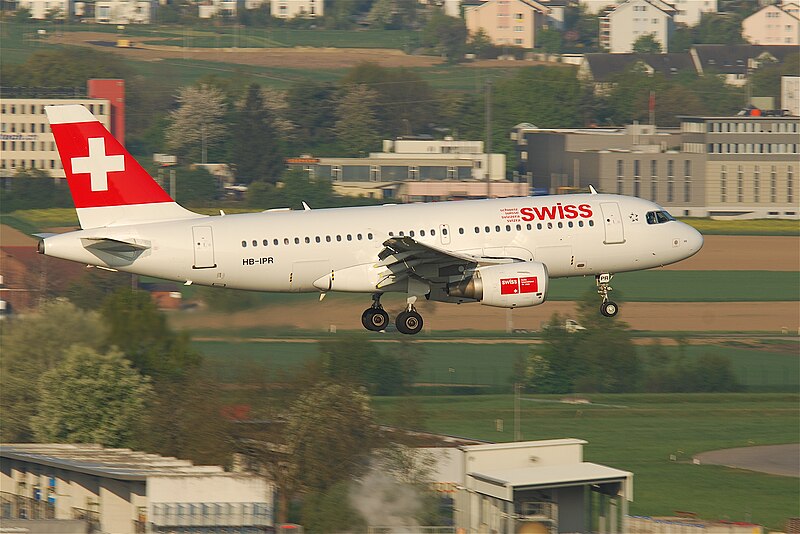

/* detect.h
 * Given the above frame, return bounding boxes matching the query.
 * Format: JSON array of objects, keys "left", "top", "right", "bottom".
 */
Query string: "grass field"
[
  {"left": 370, "top": 393, "right": 799, "bottom": 529},
  {"left": 195, "top": 338, "right": 800, "bottom": 389}
]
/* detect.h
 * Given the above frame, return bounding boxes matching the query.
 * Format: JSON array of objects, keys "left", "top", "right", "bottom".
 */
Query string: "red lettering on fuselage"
[{"left": 519, "top": 203, "right": 593, "bottom": 222}]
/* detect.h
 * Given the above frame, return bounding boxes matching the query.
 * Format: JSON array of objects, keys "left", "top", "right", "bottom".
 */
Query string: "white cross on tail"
[{"left": 71, "top": 137, "right": 125, "bottom": 192}]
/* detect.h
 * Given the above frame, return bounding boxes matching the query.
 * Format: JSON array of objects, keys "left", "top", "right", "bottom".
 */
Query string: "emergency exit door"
[{"left": 192, "top": 226, "right": 216, "bottom": 269}]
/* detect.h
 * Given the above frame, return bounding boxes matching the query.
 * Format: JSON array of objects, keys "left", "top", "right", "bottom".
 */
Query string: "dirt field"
[
  {"left": 47, "top": 32, "right": 444, "bottom": 69},
  {"left": 665, "top": 235, "right": 800, "bottom": 271}
]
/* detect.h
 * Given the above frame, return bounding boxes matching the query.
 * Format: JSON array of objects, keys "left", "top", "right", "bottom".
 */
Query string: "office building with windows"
[{"left": 513, "top": 115, "right": 799, "bottom": 219}]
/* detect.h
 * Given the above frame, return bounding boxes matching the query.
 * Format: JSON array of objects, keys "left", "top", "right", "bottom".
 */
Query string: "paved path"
[{"left": 694, "top": 443, "right": 799, "bottom": 477}]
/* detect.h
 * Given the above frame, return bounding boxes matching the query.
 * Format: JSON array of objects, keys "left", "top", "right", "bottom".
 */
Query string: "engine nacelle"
[{"left": 447, "top": 262, "right": 548, "bottom": 308}]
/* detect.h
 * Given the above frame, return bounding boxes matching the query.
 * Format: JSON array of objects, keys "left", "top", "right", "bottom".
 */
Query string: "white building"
[
  {"left": 1, "top": 98, "right": 111, "bottom": 179},
  {"left": 1, "top": 443, "right": 273, "bottom": 534},
  {"left": 667, "top": 0, "right": 717, "bottom": 26},
  {"left": 198, "top": 0, "right": 238, "bottom": 18},
  {"left": 15, "top": 0, "right": 70, "bottom": 19},
  {"left": 742, "top": 1, "right": 800, "bottom": 46},
  {"left": 782, "top": 76, "right": 800, "bottom": 116},
  {"left": 95, "top": 0, "right": 152, "bottom": 23},
  {"left": 269, "top": 0, "right": 322, "bottom": 18},
  {"left": 422, "top": 439, "right": 633, "bottom": 532},
  {"left": 601, "top": 0, "right": 676, "bottom": 53},
  {"left": 463, "top": 0, "right": 550, "bottom": 49}
]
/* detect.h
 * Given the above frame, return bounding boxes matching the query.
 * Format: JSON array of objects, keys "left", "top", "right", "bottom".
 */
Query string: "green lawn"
[
  {"left": 195, "top": 338, "right": 800, "bottom": 389},
  {"left": 371, "top": 393, "right": 800, "bottom": 529}
]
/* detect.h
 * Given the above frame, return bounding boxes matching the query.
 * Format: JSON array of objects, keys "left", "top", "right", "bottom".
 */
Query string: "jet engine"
[{"left": 446, "top": 262, "right": 548, "bottom": 308}]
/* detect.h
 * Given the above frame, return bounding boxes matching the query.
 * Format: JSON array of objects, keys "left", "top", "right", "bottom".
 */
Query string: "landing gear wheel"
[
  {"left": 396, "top": 310, "right": 423, "bottom": 335},
  {"left": 361, "top": 308, "right": 389, "bottom": 331},
  {"left": 600, "top": 300, "right": 619, "bottom": 317}
]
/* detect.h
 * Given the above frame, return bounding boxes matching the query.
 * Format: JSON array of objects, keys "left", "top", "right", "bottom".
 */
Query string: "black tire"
[
  {"left": 361, "top": 308, "right": 376, "bottom": 330},
  {"left": 370, "top": 309, "right": 389, "bottom": 331},
  {"left": 600, "top": 301, "right": 619, "bottom": 317},
  {"left": 396, "top": 310, "right": 423, "bottom": 335}
]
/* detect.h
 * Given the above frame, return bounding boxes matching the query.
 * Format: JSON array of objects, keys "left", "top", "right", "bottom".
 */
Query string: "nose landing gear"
[{"left": 596, "top": 273, "right": 619, "bottom": 317}]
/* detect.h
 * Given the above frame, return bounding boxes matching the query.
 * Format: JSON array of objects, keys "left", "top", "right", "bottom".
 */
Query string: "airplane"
[{"left": 37, "top": 104, "right": 703, "bottom": 335}]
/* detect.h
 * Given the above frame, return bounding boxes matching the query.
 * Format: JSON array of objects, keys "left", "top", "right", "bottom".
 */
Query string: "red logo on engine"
[
  {"left": 501, "top": 277, "right": 538, "bottom": 295},
  {"left": 519, "top": 203, "right": 593, "bottom": 222}
]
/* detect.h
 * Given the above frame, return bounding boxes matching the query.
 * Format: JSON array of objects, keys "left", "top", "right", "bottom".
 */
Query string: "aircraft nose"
[{"left": 684, "top": 224, "right": 703, "bottom": 257}]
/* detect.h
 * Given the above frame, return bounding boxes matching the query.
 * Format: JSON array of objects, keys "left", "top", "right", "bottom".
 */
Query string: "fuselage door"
[
  {"left": 439, "top": 224, "right": 451, "bottom": 246},
  {"left": 600, "top": 202, "right": 625, "bottom": 244},
  {"left": 192, "top": 226, "right": 216, "bottom": 269}
]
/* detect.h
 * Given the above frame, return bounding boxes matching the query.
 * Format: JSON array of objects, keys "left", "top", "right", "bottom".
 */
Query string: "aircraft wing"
[{"left": 374, "top": 236, "right": 512, "bottom": 289}]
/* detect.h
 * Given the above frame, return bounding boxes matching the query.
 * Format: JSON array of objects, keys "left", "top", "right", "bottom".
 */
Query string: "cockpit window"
[{"left": 646, "top": 210, "right": 676, "bottom": 224}]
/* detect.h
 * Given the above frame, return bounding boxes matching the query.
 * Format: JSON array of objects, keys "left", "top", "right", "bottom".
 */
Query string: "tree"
[
  {"left": 285, "top": 382, "right": 377, "bottom": 491},
  {"left": 31, "top": 346, "right": 152, "bottom": 447},
  {"left": 0, "top": 169, "right": 72, "bottom": 212},
  {"left": 536, "top": 28, "right": 563, "bottom": 53},
  {"left": 422, "top": 9, "right": 468, "bottom": 62},
  {"left": 165, "top": 84, "right": 229, "bottom": 163},
  {"left": 101, "top": 289, "right": 202, "bottom": 379},
  {"left": 285, "top": 81, "right": 338, "bottom": 150},
  {"left": 0, "top": 301, "right": 108, "bottom": 441},
  {"left": 231, "top": 84, "right": 285, "bottom": 183},
  {"left": 335, "top": 84, "right": 382, "bottom": 156},
  {"left": 1, "top": 48, "right": 130, "bottom": 89},
  {"left": 13, "top": 6, "right": 33, "bottom": 22},
  {"left": 669, "top": 25, "right": 693, "bottom": 52},
  {"left": 366, "top": 0, "right": 395, "bottom": 29},
  {"left": 301, "top": 480, "right": 366, "bottom": 533},
  {"left": 467, "top": 29, "right": 500, "bottom": 59},
  {"left": 693, "top": 12, "right": 744, "bottom": 45},
  {"left": 632, "top": 33, "right": 662, "bottom": 53}
]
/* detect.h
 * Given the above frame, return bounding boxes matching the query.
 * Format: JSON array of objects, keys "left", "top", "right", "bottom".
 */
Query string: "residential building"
[
  {"left": 198, "top": 0, "right": 238, "bottom": 18},
  {"left": 15, "top": 0, "right": 70, "bottom": 19},
  {"left": 600, "top": 0, "right": 676, "bottom": 53},
  {"left": 269, "top": 0, "right": 322, "bottom": 18},
  {"left": 287, "top": 137, "right": 514, "bottom": 201},
  {"left": 782, "top": 75, "right": 800, "bottom": 116},
  {"left": 1, "top": 80, "right": 124, "bottom": 179},
  {"left": 690, "top": 44, "right": 797, "bottom": 86},
  {"left": 667, "top": 0, "right": 717, "bottom": 26},
  {"left": 463, "top": 0, "right": 550, "bottom": 49},
  {"left": 95, "top": 0, "right": 152, "bottom": 23},
  {"left": 579, "top": 52, "right": 695, "bottom": 94},
  {"left": 513, "top": 115, "right": 799, "bottom": 219},
  {"left": 1, "top": 444, "right": 274, "bottom": 534},
  {"left": 742, "top": 1, "right": 800, "bottom": 45}
]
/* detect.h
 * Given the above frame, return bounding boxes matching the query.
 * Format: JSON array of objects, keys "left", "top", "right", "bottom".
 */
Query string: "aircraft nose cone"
[{"left": 685, "top": 225, "right": 703, "bottom": 256}]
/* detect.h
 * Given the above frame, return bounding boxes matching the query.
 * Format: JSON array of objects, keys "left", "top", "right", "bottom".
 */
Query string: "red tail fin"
[{"left": 46, "top": 105, "right": 199, "bottom": 229}]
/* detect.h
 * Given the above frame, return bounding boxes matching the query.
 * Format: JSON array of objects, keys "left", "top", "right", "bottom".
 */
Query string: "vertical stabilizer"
[{"left": 46, "top": 104, "right": 201, "bottom": 229}]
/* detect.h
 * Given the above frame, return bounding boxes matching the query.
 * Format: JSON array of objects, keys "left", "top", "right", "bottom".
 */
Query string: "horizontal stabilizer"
[{"left": 81, "top": 237, "right": 150, "bottom": 254}]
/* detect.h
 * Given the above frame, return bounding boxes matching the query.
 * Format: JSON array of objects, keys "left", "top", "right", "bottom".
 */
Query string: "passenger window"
[
  {"left": 589, "top": 220, "right": 595, "bottom": 227},
  {"left": 305, "top": 237, "right": 310, "bottom": 244},
  {"left": 420, "top": 230, "right": 425, "bottom": 237},
  {"left": 336, "top": 235, "right": 342, "bottom": 242},
  {"left": 357, "top": 234, "right": 362, "bottom": 240},
  {"left": 252, "top": 240, "right": 258, "bottom": 247},
  {"left": 409, "top": 231, "right": 415, "bottom": 237},
  {"left": 443, "top": 228, "right": 448, "bottom": 235},
  {"left": 241, "top": 241, "right": 247, "bottom": 247},
  {"left": 368, "top": 233, "right": 373, "bottom": 240},
  {"left": 578, "top": 221, "right": 584, "bottom": 227},
  {"left": 516, "top": 224, "right": 521, "bottom": 231},
  {"left": 459, "top": 228, "right": 465, "bottom": 235},
  {"left": 399, "top": 231, "right": 405, "bottom": 236},
  {"left": 537, "top": 223, "right": 543, "bottom": 230},
  {"left": 284, "top": 238, "right": 290, "bottom": 245},
  {"left": 263, "top": 239, "right": 269, "bottom": 246},
  {"left": 294, "top": 237, "right": 300, "bottom": 244},
  {"left": 547, "top": 222, "right": 553, "bottom": 229},
  {"left": 347, "top": 234, "right": 352, "bottom": 241},
  {"left": 326, "top": 236, "right": 331, "bottom": 242},
  {"left": 485, "top": 226, "right": 490, "bottom": 233},
  {"left": 526, "top": 224, "right": 532, "bottom": 230},
  {"left": 431, "top": 229, "right": 435, "bottom": 236},
  {"left": 506, "top": 225, "right": 511, "bottom": 232},
  {"left": 568, "top": 221, "right": 574, "bottom": 228},
  {"left": 495, "top": 225, "right": 501, "bottom": 232},
  {"left": 557, "top": 222, "right": 563, "bottom": 228},
  {"left": 388, "top": 232, "right": 394, "bottom": 237},
  {"left": 315, "top": 236, "right": 321, "bottom": 243},
  {"left": 475, "top": 227, "right": 480, "bottom": 233},
  {"left": 274, "top": 239, "right": 279, "bottom": 245}
]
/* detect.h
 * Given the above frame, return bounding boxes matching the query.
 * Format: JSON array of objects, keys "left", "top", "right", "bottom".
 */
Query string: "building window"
[
  {"left": 332, "top": 165, "right": 342, "bottom": 181},
  {"left": 616, "top": 159, "right": 624, "bottom": 195},
  {"left": 754, "top": 165, "right": 760, "bottom": 203},
  {"left": 737, "top": 166, "right": 743, "bottom": 203},
  {"left": 770, "top": 166, "right": 777, "bottom": 203},
  {"left": 409, "top": 166, "right": 419, "bottom": 180},
  {"left": 720, "top": 166, "right": 727, "bottom": 202},
  {"left": 683, "top": 160, "right": 691, "bottom": 203},
  {"left": 788, "top": 166, "right": 794, "bottom": 204}
]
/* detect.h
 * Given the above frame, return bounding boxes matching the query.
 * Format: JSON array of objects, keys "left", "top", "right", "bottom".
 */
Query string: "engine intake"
[{"left": 447, "top": 261, "right": 548, "bottom": 308}]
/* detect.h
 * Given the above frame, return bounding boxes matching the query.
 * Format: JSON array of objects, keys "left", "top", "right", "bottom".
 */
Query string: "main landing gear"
[
  {"left": 596, "top": 273, "right": 619, "bottom": 317},
  {"left": 360, "top": 293, "right": 424, "bottom": 335}
]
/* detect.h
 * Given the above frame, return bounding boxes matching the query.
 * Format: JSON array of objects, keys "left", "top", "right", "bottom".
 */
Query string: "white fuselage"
[{"left": 41, "top": 193, "right": 703, "bottom": 295}]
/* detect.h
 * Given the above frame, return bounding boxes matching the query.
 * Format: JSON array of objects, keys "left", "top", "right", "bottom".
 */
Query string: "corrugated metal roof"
[{"left": 470, "top": 461, "right": 631, "bottom": 488}]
